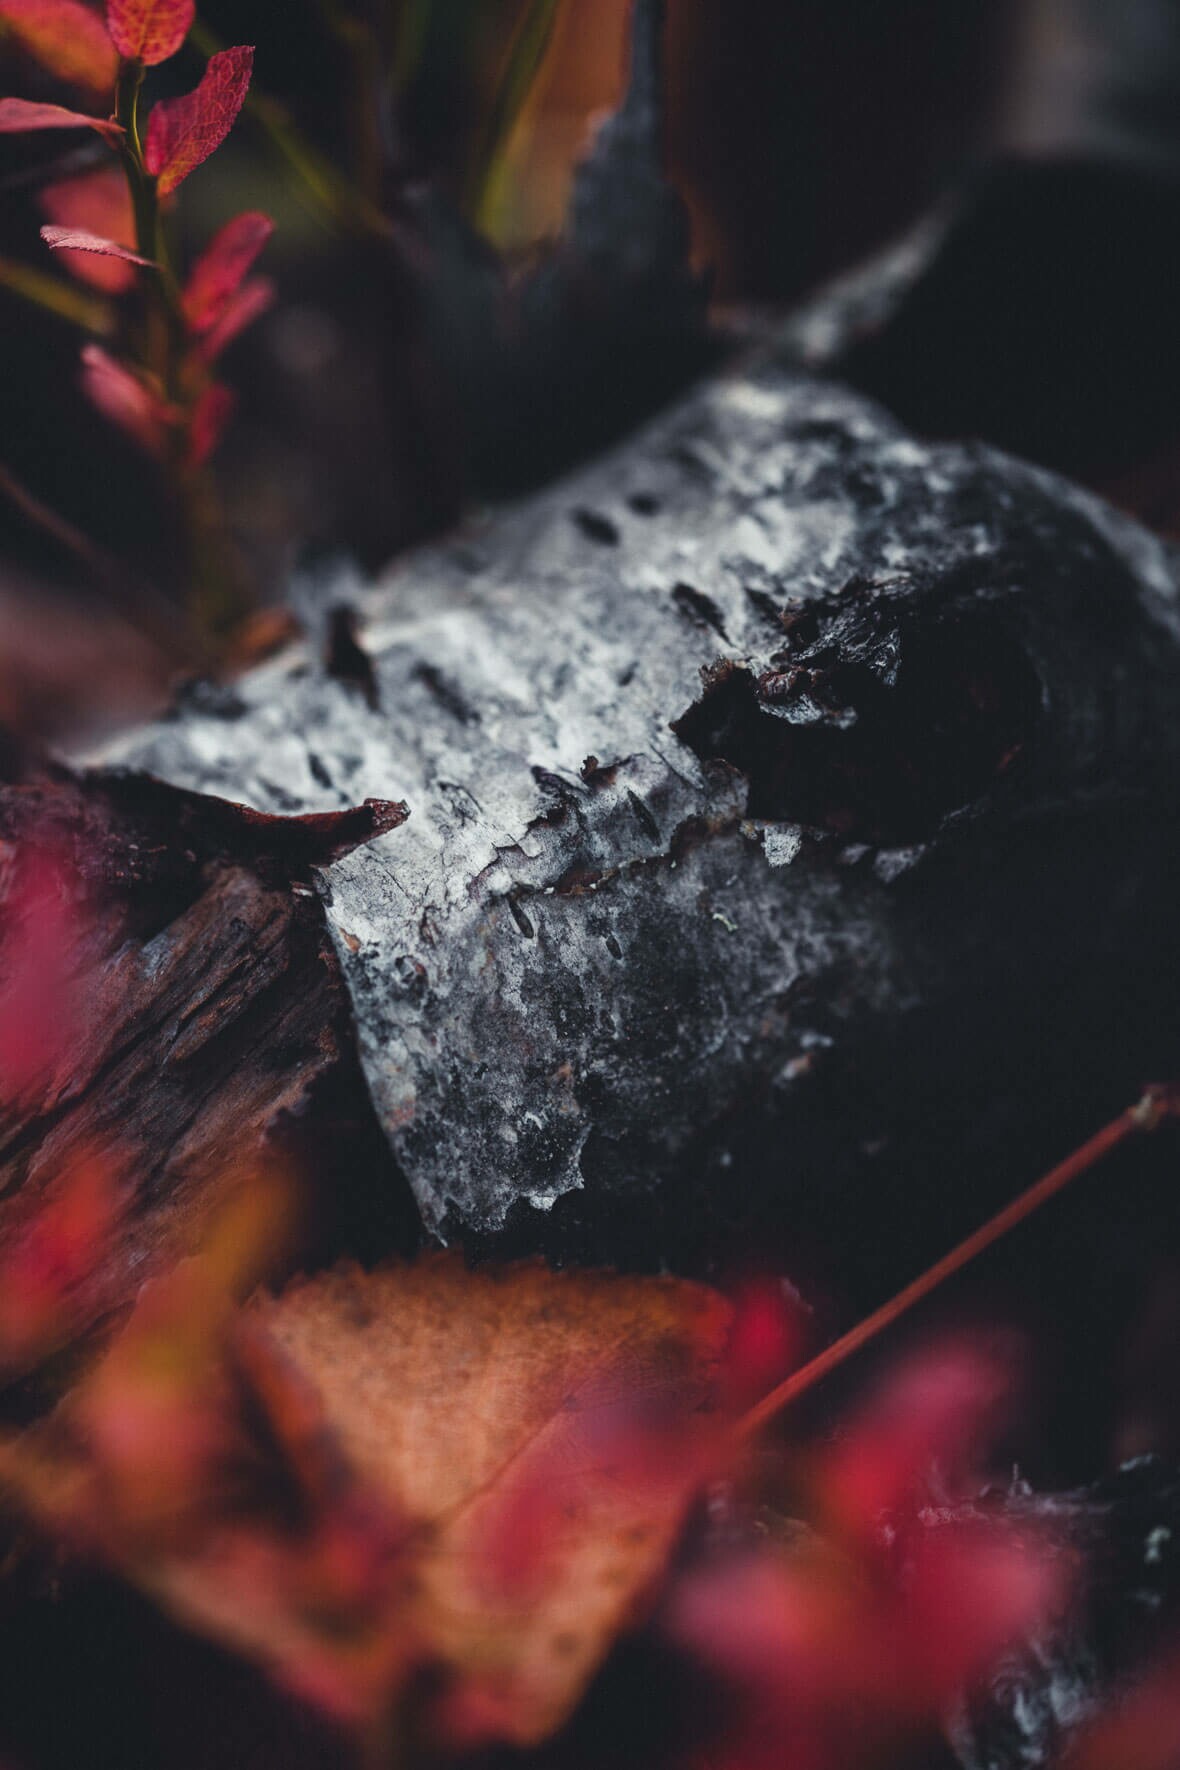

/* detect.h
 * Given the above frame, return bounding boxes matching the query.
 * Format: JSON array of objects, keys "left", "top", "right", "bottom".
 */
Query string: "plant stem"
[
  {"left": 114, "top": 59, "right": 174, "bottom": 387},
  {"left": 737, "top": 1085, "right": 1180, "bottom": 1443},
  {"left": 113, "top": 55, "right": 251, "bottom": 642}
]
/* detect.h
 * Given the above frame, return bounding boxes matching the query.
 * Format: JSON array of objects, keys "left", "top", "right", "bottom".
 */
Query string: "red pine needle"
[{"left": 738, "top": 1085, "right": 1180, "bottom": 1442}]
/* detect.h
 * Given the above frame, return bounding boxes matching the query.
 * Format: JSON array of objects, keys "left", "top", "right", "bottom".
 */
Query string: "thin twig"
[{"left": 737, "top": 1085, "right": 1180, "bottom": 1442}]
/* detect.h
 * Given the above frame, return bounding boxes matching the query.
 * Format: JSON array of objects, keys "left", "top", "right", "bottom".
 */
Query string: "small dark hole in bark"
[
  {"left": 628, "top": 492, "right": 661, "bottom": 516},
  {"left": 508, "top": 895, "right": 536, "bottom": 939},
  {"left": 673, "top": 620, "right": 1041, "bottom": 843},
  {"left": 573, "top": 508, "right": 620, "bottom": 545},
  {"left": 673, "top": 582, "right": 730, "bottom": 643},
  {"left": 413, "top": 663, "right": 480, "bottom": 727}
]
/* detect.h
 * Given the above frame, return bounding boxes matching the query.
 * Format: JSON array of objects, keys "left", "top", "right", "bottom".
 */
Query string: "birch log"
[{"left": 85, "top": 353, "right": 1180, "bottom": 1284}]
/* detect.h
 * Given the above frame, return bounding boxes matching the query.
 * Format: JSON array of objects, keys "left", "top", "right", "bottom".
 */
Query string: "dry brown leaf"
[
  {"left": 0, "top": 1253, "right": 732, "bottom": 1747},
  {"left": 254, "top": 1256, "right": 732, "bottom": 1744}
]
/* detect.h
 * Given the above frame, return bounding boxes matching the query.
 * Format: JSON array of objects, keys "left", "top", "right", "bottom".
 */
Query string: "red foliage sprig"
[{"left": 0, "top": 0, "right": 273, "bottom": 627}]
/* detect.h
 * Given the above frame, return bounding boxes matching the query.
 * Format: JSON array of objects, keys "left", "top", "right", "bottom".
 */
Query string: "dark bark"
[{"left": 0, "top": 771, "right": 413, "bottom": 1399}]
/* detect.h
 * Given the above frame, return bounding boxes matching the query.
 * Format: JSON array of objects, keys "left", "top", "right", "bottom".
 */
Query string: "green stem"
[
  {"left": 115, "top": 60, "right": 170, "bottom": 384},
  {"left": 113, "top": 54, "right": 252, "bottom": 641}
]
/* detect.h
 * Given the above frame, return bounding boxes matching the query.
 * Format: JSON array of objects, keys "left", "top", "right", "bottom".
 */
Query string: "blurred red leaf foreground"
[{"left": 0, "top": 1253, "right": 732, "bottom": 1747}]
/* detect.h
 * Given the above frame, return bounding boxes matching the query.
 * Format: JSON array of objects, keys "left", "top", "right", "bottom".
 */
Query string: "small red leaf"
[
  {"left": 39, "top": 166, "right": 136, "bottom": 291},
  {"left": 143, "top": 44, "right": 252, "bottom": 199},
  {"left": 41, "top": 224, "right": 153, "bottom": 266},
  {"left": 187, "top": 380, "right": 235, "bottom": 467},
  {"left": 183, "top": 210, "right": 273, "bottom": 332},
  {"left": 80, "top": 343, "right": 172, "bottom": 454},
  {"left": 0, "top": 96, "right": 121, "bottom": 137},
  {"left": 0, "top": 0, "right": 118, "bottom": 99},
  {"left": 104, "top": 0, "right": 192, "bottom": 65},
  {"left": 197, "top": 275, "right": 273, "bottom": 361}
]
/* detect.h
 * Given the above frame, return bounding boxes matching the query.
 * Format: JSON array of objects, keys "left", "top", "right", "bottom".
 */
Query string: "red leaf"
[
  {"left": 0, "top": 96, "right": 121, "bottom": 137},
  {"left": 104, "top": 0, "right": 192, "bottom": 65},
  {"left": 143, "top": 44, "right": 252, "bottom": 199},
  {"left": 187, "top": 381, "right": 234, "bottom": 468},
  {"left": 182, "top": 210, "right": 272, "bottom": 332},
  {"left": 0, "top": 1148, "right": 122, "bottom": 1377},
  {"left": 80, "top": 343, "right": 172, "bottom": 454},
  {"left": 0, "top": 0, "right": 118, "bottom": 99},
  {"left": 197, "top": 275, "right": 273, "bottom": 361},
  {"left": 0, "top": 847, "right": 82, "bottom": 1105},
  {"left": 39, "top": 166, "right": 136, "bottom": 291},
  {"left": 41, "top": 224, "right": 152, "bottom": 266}
]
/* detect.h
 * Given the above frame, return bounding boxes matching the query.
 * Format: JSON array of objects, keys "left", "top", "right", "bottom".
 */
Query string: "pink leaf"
[
  {"left": 183, "top": 210, "right": 273, "bottom": 332},
  {"left": 41, "top": 224, "right": 153, "bottom": 266},
  {"left": 80, "top": 343, "right": 172, "bottom": 455},
  {"left": 197, "top": 274, "right": 273, "bottom": 361},
  {"left": 143, "top": 44, "right": 252, "bottom": 199},
  {"left": 0, "top": 96, "right": 121, "bottom": 137},
  {"left": 104, "top": 0, "right": 192, "bottom": 65},
  {"left": 187, "top": 380, "right": 235, "bottom": 467},
  {"left": 0, "top": 0, "right": 118, "bottom": 99},
  {"left": 39, "top": 166, "right": 136, "bottom": 291}
]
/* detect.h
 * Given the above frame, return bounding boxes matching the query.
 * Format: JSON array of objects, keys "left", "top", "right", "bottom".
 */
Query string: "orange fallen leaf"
[
  {"left": 0, "top": 1253, "right": 732, "bottom": 1747},
  {"left": 256, "top": 1258, "right": 732, "bottom": 1743}
]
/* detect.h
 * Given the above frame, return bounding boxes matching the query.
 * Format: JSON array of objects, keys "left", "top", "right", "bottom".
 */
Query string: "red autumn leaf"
[
  {"left": 0, "top": 1147, "right": 122, "bottom": 1377},
  {"left": 40, "top": 224, "right": 153, "bottom": 266},
  {"left": 668, "top": 1520, "right": 1062, "bottom": 1770},
  {"left": 80, "top": 342, "right": 173, "bottom": 455},
  {"left": 1066, "top": 1646, "right": 1180, "bottom": 1770},
  {"left": 0, "top": 0, "right": 118, "bottom": 99},
  {"left": 0, "top": 846, "right": 83, "bottom": 1104},
  {"left": 182, "top": 209, "right": 273, "bottom": 332},
  {"left": 104, "top": 0, "right": 192, "bottom": 66},
  {"left": 0, "top": 95, "right": 121, "bottom": 137},
  {"left": 39, "top": 166, "right": 136, "bottom": 291},
  {"left": 668, "top": 1338, "right": 1064, "bottom": 1770},
  {"left": 719, "top": 1276, "right": 808, "bottom": 1413},
  {"left": 187, "top": 380, "right": 235, "bottom": 468},
  {"left": 143, "top": 44, "right": 253, "bottom": 199},
  {"left": 817, "top": 1343, "right": 1013, "bottom": 1541},
  {"left": 197, "top": 275, "right": 274, "bottom": 362}
]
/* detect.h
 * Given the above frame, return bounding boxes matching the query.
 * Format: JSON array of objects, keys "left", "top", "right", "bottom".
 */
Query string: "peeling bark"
[{"left": 0, "top": 771, "right": 413, "bottom": 1394}]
